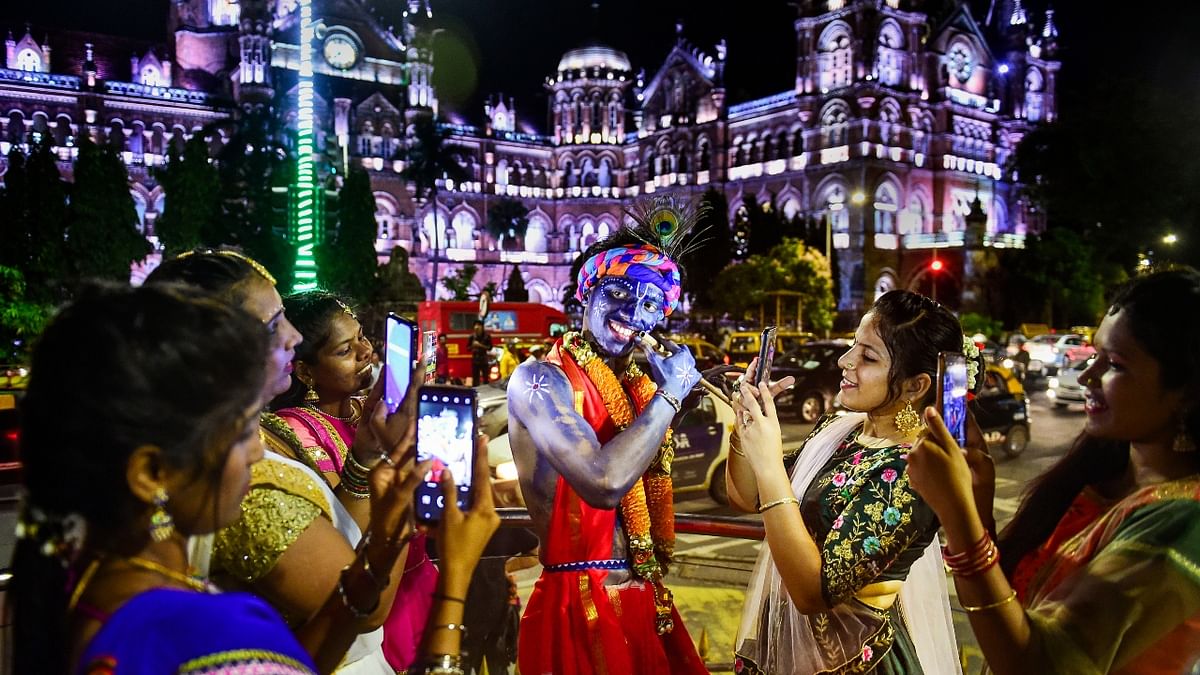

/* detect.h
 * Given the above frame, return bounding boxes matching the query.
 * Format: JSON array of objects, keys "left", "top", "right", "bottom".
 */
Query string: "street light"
[
  {"left": 1163, "top": 233, "right": 1178, "bottom": 245},
  {"left": 850, "top": 190, "right": 866, "bottom": 206}
]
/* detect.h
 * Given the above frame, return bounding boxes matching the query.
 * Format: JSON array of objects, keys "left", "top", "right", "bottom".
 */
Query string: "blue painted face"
[{"left": 584, "top": 276, "right": 666, "bottom": 357}]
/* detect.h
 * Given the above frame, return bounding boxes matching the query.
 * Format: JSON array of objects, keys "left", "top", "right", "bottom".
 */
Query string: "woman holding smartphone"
[
  {"left": 907, "top": 268, "right": 1200, "bottom": 674},
  {"left": 270, "top": 291, "right": 438, "bottom": 672},
  {"left": 728, "top": 290, "right": 973, "bottom": 674},
  {"left": 146, "top": 252, "right": 479, "bottom": 674}
]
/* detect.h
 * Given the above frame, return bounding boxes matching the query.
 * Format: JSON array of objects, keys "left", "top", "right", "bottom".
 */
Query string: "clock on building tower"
[{"left": 323, "top": 33, "right": 359, "bottom": 70}]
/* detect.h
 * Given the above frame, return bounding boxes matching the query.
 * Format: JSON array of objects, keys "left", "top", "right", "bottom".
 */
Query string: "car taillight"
[
  {"left": 723, "top": 354, "right": 730, "bottom": 365},
  {"left": 3, "top": 430, "right": 16, "bottom": 445}
]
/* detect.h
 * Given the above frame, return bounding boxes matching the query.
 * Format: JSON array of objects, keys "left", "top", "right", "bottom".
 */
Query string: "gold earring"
[
  {"left": 149, "top": 487, "right": 174, "bottom": 542},
  {"left": 304, "top": 382, "right": 319, "bottom": 403},
  {"left": 893, "top": 399, "right": 922, "bottom": 436}
]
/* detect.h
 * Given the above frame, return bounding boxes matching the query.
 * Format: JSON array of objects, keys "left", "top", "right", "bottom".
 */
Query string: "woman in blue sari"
[{"left": 9, "top": 283, "right": 498, "bottom": 674}]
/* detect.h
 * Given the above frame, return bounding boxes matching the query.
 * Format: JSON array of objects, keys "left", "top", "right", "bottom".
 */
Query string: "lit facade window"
[
  {"left": 818, "top": 24, "right": 853, "bottom": 91},
  {"left": 210, "top": 0, "right": 240, "bottom": 26},
  {"left": 15, "top": 48, "right": 42, "bottom": 72},
  {"left": 140, "top": 65, "right": 165, "bottom": 87}
]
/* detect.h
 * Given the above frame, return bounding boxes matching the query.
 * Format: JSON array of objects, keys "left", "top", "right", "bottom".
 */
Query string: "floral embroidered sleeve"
[{"left": 815, "top": 450, "right": 939, "bottom": 607}]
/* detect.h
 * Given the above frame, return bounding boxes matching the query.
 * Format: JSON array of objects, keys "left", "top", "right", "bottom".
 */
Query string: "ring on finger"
[
  {"left": 740, "top": 410, "right": 754, "bottom": 427},
  {"left": 377, "top": 452, "right": 397, "bottom": 468}
]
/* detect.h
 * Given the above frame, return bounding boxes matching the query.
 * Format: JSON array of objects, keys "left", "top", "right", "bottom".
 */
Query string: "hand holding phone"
[
  {"left": 385, "top": 314, "right": 417, "bottom": 414},
  {"left": 752, "top": 326, "right": 778, "bottom": 385},
  {"left": 415, "top": 385, "right": 478, "bottom": 523},
  {"left": 937, "top": 351, "right": 969, "bottom": 447}
]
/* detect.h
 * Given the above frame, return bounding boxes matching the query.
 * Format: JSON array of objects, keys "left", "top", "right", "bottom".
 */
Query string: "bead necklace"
[{"left": 306, "top": 397, "right": 363, "bottom": 425}]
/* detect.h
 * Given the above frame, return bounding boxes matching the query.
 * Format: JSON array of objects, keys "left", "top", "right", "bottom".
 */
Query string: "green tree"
[
  {"left": 485, "top": 196, "right": 529, "bottom": 251},
  {"left": 0, "top": 139, "right": 69, "bottom": 303},
  {"left": 154, "top": 135, "right": 221, "bottom": 255},
  {"left": 679, "top": 188, "right": 733, "bottom": 311},
  {"left": 66, "top": 136, "right": 151, "bottom": 283},
  {"left": 504, "top": 264, "right": 528, "bottom": 302},
  {"left": 375, "top": 246, "right": 425, "bottom": 313},
  {"left": 711, "top": 237, "right": 836, "bottom": 332},
  {"left": 0, "top": 266, "right": 52, "bottom": 362},
  {"left": 443, "top": 263, "right": 479, "bottom": 301},
  {"left": 996, "top": 228, "right": 1107, "bottom": 328},
  {"left": 317, "top": 166, "right": 380, "bottom": 303},
  {"left": 401, "top": 114, "right": 471, "bottom": 291}
]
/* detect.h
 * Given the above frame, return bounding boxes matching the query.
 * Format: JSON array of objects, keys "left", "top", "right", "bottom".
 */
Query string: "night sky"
[{"left": 10, "top": 0, "right": 1196, "bottom": 131}]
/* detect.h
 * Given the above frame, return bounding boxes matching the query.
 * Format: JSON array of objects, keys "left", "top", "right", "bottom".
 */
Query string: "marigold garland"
[{"left": 562, "top": 332, "right": 678, "bottom": 633}]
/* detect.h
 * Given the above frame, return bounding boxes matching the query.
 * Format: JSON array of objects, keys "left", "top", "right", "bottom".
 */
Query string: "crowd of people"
[{"left": 7, "top": 191, "right": 1200, "bottom": 674}]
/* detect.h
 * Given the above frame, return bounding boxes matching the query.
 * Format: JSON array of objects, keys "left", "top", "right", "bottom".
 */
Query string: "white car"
[
  {"left": 1023, "top": 335, "right": 1060, "bottom": 376},
  {"left": 1047, "top": 357, "right": 1092, "bottom": 408}
]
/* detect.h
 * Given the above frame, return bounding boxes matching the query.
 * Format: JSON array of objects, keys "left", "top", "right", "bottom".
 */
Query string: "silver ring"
[{"left": 378, "top": 453, "right": 396, "bottom": 468}]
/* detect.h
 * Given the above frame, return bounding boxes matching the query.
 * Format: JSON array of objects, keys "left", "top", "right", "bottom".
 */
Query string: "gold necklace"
[
  {"left": 124, "top": 556, "right": 211, "bottom": 593},
  {"left": 307, "top": 397, "right": 362, "bottom": 425}
]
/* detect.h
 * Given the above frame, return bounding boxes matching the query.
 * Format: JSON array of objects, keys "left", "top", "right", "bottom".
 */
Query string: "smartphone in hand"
[
  {"left": 414, "top": 385, "right": 478, "bottom": 523},
  {"left": 937, "top": 351, "right": 969, "bottom": 446},
  {"left": 384, "top": 314, "right": 417, "bottom": 414},
  {"left": 751, "top": 326, "right": 778, "bottom": 385}
]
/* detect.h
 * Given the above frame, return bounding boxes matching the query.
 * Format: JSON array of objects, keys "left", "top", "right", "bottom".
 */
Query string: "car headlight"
[
  {"left": 495, "top": 461, "right": 520, "bottom": 482},
  {"left": 1048, "top": 377, "right": 1060, "bottom": 389},
  {"left": 1002, "top": 358, "right": 1014, "bottom": 369}
]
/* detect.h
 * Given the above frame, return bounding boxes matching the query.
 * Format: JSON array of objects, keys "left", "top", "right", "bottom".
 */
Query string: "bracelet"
[
  {"left": 758, "top": 496, "right": 800, "bottom": 513},
  {"left": 358, "top": 533, "right": 391, "bottom": 591},
  {"left": 337, "top": 566, "right": 381, "bottom": 619},
  {"left": 434, "top": 593, "right": 466, "bottom": 604},
  {"left": 423, "top": 654, "right": 464, "bottom": 675},
  {"left": 655, "top": 389, "right": 682, "bottom": 413},
  {"left": 346, "top": 449, "right": 378, "bottom": 476},
  {"left": 961, "top": 589, "right": 1018, "bottom": 613},
  {"left": 942, "top": 532, "right": 1000, "bottom": 577},
  {"left": 339, "top": 457, "right": 372, "bottom": 499},
  {"left": 432, "top": 623, "right": 468, "bottom": 635}
]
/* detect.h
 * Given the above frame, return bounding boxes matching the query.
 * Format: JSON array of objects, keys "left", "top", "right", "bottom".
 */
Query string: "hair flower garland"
[{"left": 962, "top": 335, "right": 981, "bottom": 390}]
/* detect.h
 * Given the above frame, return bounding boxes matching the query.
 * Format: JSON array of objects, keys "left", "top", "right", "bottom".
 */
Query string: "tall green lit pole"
[{"left": 289, "top": 0, "right": 322, "bottom": 291}]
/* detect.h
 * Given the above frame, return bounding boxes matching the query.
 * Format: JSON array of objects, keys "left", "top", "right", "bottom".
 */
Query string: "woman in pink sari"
[{"left": 271, "top": 291, "right": 439, "bottom": 672}]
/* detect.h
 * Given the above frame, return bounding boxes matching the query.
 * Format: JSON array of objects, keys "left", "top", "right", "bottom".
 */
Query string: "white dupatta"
[{"left": 735, "top": 412, "right": 960, "bottom": 674}]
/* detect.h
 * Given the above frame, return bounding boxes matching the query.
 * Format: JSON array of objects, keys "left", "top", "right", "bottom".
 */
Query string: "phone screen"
[
  {"left": 415, "top": 386, "right": 477, "bottom": 523},
  {"left": 385, "top": 314, "right": 416, "bottom": 414},
  {"left": 939, "top": 352, "right": 969, "bottom": 446},
  {"left": 754, "top": 326, "right": 778, "bottom": 384}
]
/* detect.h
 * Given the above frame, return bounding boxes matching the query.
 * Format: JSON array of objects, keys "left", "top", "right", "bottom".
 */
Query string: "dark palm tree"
[{"left": 401, "top": 114, "right": 471, "bottom": 296}]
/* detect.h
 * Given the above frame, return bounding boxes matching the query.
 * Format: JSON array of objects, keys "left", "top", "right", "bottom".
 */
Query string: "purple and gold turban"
[{"left": 575, "top": 244, "right": 682, "bottom": 316}]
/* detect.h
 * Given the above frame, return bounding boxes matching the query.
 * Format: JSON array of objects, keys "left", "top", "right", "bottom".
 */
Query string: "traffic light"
[{"left": 930, "top": 259, "right": 944, "bottom": 272}]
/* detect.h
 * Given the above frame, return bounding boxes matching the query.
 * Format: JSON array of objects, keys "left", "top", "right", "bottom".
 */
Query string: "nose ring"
[{"left": 845, "top": 362, "right": 856, "bottom": 370}]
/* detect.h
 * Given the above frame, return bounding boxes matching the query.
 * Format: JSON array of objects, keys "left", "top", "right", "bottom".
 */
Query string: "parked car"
[
  {"left": 770, "top": 340, "right": 850, "bottom": 423},
  {"left": 1046, "top": 357, "right": 1092, "bottom": 409},
  {"left": 659, "top": 334, "right": 729, "bottom": 371},
  {"left": 1022, "top": 334, "right": 1061, "bottom": 377},
  {"left": 723, "top": 330, "right": 815, "bottom": 367},
  {"left": 973, "top": 364, "right": 1032, "bottom": 458},
  {"left": 0, "top": 391, "right": 23, "bottom": 486}
]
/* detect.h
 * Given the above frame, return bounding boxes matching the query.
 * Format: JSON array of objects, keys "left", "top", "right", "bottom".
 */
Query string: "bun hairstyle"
[
  {"left": 868, "top": 290, "right": 966, "bottom": 410},
  {"left": 12, "top": 282, "right": 268, "bottom": 673}
]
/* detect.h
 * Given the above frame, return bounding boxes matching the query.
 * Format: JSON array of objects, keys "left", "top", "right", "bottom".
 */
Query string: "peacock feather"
[{"left": 623, "top": 195, "right": 711, "bottom": 262}]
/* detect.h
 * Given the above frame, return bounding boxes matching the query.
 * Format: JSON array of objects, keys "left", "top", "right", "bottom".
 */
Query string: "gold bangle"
[
  {"left": 961, "top": 589, "right": 1018, "bottom": 613},
  {"left": 758, "top": 496, "right": 800, "bottom": 513}
]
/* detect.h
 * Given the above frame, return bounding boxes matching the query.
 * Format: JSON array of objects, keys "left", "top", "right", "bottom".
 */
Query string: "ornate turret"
[
  {"left": 234, "top": 0, "right": 274, "bottom": 110},
  {"left": 545, "top": 41, "right": 632, "bottom": 145}
]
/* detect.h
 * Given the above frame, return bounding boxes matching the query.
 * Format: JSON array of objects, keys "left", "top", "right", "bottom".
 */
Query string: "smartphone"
[
  {"left": 751, "top": 326, "right": 778, "bottom": 385},
  {"left": 384, "top": 314, "right": 417, "bottom": 414},
  {"left": 415, "top": 385, "right": 478, "bottom": 523},
  {"left": 421, "top": 330, "right": 438, "bottom": 383},
  {"left": 937, "top": 351, "right": 969, "bottom": 446}
]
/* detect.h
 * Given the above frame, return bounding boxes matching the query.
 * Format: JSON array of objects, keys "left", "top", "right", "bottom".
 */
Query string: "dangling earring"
[
  {"left": 304, "top": 381, "right": 319, "bottom": 404},
  {"left": 149, "top": 487, "right": 174, "bottom": 542},
  {"left": 1174, "top": 421, "right": 1196, "bottom": 453},
  {"left": 893, "top": 399, "right": 922, "bottom": 436}
]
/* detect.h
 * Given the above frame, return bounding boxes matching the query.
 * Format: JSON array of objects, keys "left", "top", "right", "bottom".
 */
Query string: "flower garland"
[
  {"left": 561, "top": 332, "right": 678, "bottom": 634},
  {"left": 962, "top": 336, "right": 981, "bottom": 391}
]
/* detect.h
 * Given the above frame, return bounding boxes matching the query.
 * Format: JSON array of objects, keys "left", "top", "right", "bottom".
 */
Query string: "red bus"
[{"left": 417, "top": 301, "right": 570, "bottom": 383}]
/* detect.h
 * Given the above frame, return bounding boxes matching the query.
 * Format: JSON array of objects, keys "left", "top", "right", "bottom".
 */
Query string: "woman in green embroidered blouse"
[{"left": 728, "top": 290, "right": 970, "bottom": 675}]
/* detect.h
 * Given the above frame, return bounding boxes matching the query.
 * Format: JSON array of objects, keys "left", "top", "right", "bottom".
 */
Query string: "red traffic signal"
[{"left": 929, "top": 259, "right": 945, "bottom": 272}]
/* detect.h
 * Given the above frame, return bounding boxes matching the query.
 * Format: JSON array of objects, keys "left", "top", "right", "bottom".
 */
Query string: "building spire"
[
  {"left": 1010, "top": 0, "right": 1028, "bottom": 26},
  {"left": 1042, "top": 7, "right": 1058, "bottom": 40}
]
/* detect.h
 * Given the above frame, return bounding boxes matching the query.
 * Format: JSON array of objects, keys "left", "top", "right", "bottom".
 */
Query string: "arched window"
[
  {"left": 817, "top": 23, "right": 853, "bottom": 91},
  {"left": 526, "top": 214, "right": 549, "bottom": 253},
  {"left": 792, "top": 129, "right": 804, "bottom": 156},
  {"left": 873, "top": 182, "right": 899, "bottom": 234},
  {"left": 820, "top": 101, "right": 850, "bottom": 146},
  {"left": 900, "top": 193, "right": 928, "bottom": 235},
  {"left": 876, "top": 20, "right": 906, "bottom": 86},
  {"left": 598, "top": 158, "right": 613, "bottom": 188},
  {"left": 1024, "top": 68, "right": 1045, "bottom": 122},
  {"left": 450, "top": 210, "right": 476, "bottom": 249},
  {"left": 579, "top": 219, "right": 596, "bottom": 249},
  {"left": 698, "top": 140, "right": 710, "bottom": 171},
  {"left": 496, "top": 158, "right": 509, "bottom": 186},
  {"left": 15, "top": 48, "right": 42, "bottom": 72}
]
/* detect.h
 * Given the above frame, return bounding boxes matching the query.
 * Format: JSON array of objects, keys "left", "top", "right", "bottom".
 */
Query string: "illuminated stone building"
[{"left": 0, "top": 0, "right": 1059, "bottom": 311}]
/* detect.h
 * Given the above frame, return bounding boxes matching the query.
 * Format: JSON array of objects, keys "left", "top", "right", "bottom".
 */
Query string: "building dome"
[{"left": 556, "top": 42, "right": 631, "bottom": 73}]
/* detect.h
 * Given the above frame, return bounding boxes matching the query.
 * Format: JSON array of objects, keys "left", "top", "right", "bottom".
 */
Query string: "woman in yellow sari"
[{"left": 908, "top": 267, "right": 1200, "bottom": 674}]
